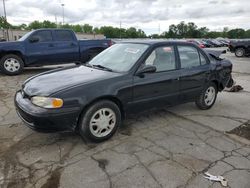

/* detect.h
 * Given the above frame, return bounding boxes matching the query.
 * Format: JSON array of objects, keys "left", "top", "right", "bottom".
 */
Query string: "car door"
[
  {"left": 130, "top": 45, "right": 181, "bottom": 112},
  {"left": 177, "top": 45, "right": 210, "bottom": 102},
  {"left": 52, "top": 30, "right": 79, "bottom": 63},
  {"left": 25, "top": 30, "right": 56, "bottom": 65}
]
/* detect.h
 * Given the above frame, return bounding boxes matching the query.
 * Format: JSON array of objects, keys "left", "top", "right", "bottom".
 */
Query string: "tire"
[
  {"left": 78, "top": 100, "right": 121, "bottom": 142},
  {"left": 0, "top": 54, "right": 24, "bottom": 75},
  {"left": 195, "top": 82, "right": 218, "bottom": 110},
  {"left": 235, "top": 48, "right": 245, "bottom": 57}
]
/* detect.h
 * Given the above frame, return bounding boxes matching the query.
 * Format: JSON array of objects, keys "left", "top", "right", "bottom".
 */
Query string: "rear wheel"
[
  {"left": 78, "top": 100, "right": 121, "bottom": 142},
  {"left": 0, "top": 54, "right": 24, "bottom": 75},
  {"left": 195, "top": 83, "right": 218, "bottom": 110},
  {"left": 235, "top": 48, "right": 245, "bottom": 57}
]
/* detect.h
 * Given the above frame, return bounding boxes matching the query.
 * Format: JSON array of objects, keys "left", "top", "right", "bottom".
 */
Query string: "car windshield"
[
  {"left": 88, "top": 43, "right": 149, "bottom": 72},
  {"left": 18, "top": 31, "right": 34, "bottom": 41}
]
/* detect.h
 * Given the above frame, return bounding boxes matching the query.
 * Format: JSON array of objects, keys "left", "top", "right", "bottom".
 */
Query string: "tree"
[
  {"left": 168, "top": 24, "right": 178, "bottom": 38},
  {"left": 28, "top": 21, "right": 42, "bottom": 29},
  {"left": 197, "top": 27, "right": 209, "bottom": 38},
  {"left": 82, "top": 24, "right": 93, "bottom": 33},
  {"left": 0, "top": 16, "right": 11, "bottom": 29},
  {"left": 227, "top": 29, "right": 245, "bottom": 39},
  {"left": 42, "top": 20, "right": 57, "bottom": 28},
  {"left": 245, "top": 29, "right": 250, "bottom": 38},
  {"left": 176, "top": 21, "right": 188, "bottom": 38}
]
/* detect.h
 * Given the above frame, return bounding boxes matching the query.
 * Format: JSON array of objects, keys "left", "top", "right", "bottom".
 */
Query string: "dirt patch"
[
  {"left": 96, "top": 159, "right": 109, "bottom": 170},
  {"left": 41, "top": 168, "right": 62, "bottom": 188},
  {"left": 0, "top": 89, "right": 8, "bottom": 98},
  {"left": 227, "top": 121, "right": 250, "bottom": 140}
]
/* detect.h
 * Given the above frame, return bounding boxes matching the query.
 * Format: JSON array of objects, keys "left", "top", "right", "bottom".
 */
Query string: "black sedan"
[{"left": 15, "top": 41, "right": 233, "bottom": 142}]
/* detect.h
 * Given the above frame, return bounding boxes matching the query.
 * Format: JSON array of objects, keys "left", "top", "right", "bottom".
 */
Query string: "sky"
[{"left": 1, "top": 0, "right": 250, "bottom": 35}]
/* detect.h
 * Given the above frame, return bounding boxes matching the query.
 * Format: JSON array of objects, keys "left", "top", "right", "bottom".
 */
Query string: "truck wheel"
[
  {"left": 235, "top": 48, "right": 245, "bottom": 57},
  {"left": 195, "top": 82, "right": 218, "bottom": 110},
  {"left": 78, "top": 100, "right": 121, "bottom": 142},
  {"left": 0, "top": 54, "right": 24, "bottom": 75}
]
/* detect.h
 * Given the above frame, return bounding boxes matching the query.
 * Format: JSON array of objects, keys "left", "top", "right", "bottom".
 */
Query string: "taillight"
[{"left": 108, "top": 40, "right": 114, "bottom": 47}]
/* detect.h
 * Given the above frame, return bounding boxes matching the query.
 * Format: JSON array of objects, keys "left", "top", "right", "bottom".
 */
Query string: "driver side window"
[
  {"left": 31, "top": 31, "right": 52, "bottom": 42},
  {"left": 145, "top": 46, "right": 176, "bottom": 72}
]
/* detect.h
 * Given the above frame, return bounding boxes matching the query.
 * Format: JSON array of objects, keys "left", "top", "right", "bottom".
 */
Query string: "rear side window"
[
  {"left": 32, "top": 31, "right": 52, "bottom": 42},
  {"left": 54, "top": 30, "right": 74, "bottom": 41},
  {"left": 178, "top": 46, "right": 200, "bottom": 68},
  {"left": 200, "top": 52, "right": 207, "bottom": 65}
]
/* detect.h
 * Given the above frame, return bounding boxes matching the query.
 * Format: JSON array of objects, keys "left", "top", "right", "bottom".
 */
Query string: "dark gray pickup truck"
[
  {"left": 228, "top": 40, "right": 250, "bottom": 57},
  {"left": 0, "top": 29, "right": 113, "bottom": 75}
]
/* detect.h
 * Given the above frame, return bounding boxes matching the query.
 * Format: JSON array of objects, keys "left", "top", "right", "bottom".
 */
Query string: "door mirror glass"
[
  {"left": 29, "top": 36, "right": 39, "bottom": 43},
  {"left": 136, "top": 65, "right": 156, "bottom": 75}
]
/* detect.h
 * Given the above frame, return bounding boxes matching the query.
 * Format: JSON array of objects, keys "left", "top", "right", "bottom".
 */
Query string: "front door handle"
[
  {"left": 48, "top": 44, "right": 54, "bottom": 47},
  {"left": 172, "top": 77, "right": 180, "bottom": 81}
]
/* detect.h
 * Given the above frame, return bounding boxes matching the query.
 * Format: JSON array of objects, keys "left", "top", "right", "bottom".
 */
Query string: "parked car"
[
  {"left": 217, "top": 39, "right": 229, "bottom": 47},
  {"left": 199, "top": 40, "right": 212, "bottom": 48},
  {"left": 187, "top": 39, "right": 205, "bottom": 48},
  {"left": 203, "top": 39, "right": 217, "bottom": 47},
  {"left": 228, "top": 40, "right": 250, "bottom": 57},
  {"left": 211, "top": 39, "right": 224, "bottom": 47},
  {"left": 0, "top": 29, "right": 113, "bottom": 75},
  {"left": 15, "top": 41, "right": 233, "bottom": 142}
]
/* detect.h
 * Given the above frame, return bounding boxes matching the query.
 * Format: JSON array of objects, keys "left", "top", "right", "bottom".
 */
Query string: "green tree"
[
  {"left": 168, "top": 24, "right": 178, "bottom": 38},
  {"left": 42, "top": 20, "right": 57, "bottom": 28},
  {"left": 82, "top": 24, "right": 93, "bottom": 33},
  {"left": 245, "top": 29, "right": 250, "bottom": 38},
  {"left": 28, "top": 21, "right": 42, "bottom": 29},
  {"left": 227, "top": 28, "right": 245, "bottom": 39},
  {"left": 0, "top": 16, "right": 11, "bottom": 29}
]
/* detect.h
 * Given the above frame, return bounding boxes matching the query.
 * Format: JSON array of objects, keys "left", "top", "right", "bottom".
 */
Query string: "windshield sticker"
[
  {"left": 163, "top": 47, "right": 172, "bottom": 52},
  {"left": 125, "top": 48, "right": 140, "bottom": 54}
]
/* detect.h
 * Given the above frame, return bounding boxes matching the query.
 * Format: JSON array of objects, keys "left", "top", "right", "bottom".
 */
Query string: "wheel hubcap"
[
  {"left": 204, "top": 86, "right": 216, "bottom": 106},
  {"left": 89, "top": 108, "right": 116, "bottom": 138},
  {"left": 236, "top": 50, "right": 243, "bottom": 56},
  {"left": 4, "top": 58, "right": 20, "bottom": 72}
]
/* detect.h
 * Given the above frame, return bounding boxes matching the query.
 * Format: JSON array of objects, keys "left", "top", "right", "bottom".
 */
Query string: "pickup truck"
[
  {"left": 0, "top": 29, "right": 113, "bottom": 75},
  {"left": 228, "top": 40, "right": 250, "bottom": 57}
]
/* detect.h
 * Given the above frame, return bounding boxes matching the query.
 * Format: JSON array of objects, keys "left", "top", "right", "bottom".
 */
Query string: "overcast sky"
[{"left": 1, "top": 0, "right": 250, "bottom": 34}]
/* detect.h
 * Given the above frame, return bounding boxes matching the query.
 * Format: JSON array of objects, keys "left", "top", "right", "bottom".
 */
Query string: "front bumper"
[{"left": 15, "top": 91, "right": 81, "bottom": 132}]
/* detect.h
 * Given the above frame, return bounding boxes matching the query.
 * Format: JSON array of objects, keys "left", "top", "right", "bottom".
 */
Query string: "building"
[{"left": 0, "top": 29, "right": 105, "bottom": 41}]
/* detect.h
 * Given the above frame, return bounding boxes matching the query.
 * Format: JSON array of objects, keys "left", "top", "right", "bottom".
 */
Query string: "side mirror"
[
  {"left": 136, "top": 65, "right": 156, "bottom": 76},
  {"left": 29, "top": 36, "right": 39, "bottom": 43}
]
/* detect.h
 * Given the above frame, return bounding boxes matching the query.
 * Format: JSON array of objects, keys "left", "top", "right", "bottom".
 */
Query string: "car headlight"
[{"left": 31, "top": 96, "right": 63, "bottom": 109}]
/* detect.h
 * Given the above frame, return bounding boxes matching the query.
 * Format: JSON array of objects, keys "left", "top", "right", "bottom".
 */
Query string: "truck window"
[
  {"left": 54, "top": 30, "right": 74, "bottom": 41},
  {"left": 31, "top": 31, "right": 52, "bottom": 42}
]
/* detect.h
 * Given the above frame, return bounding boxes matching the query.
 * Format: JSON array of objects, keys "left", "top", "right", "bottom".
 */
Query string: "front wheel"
[
  {"left": 195, "top": 83, "right": 218, "bottom": 110},
  {"left": 0, "top": 54, "right": 24, "bottom": 75},
  {"left": 78, "top": 100, "right": 121, "bottom": 142}
]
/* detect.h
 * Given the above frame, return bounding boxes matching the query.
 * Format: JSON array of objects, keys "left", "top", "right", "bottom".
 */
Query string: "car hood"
[
  {"left": 23, "top": 66, "right": 121, "bottom": 96},
  {"left": 0, "top": 41, "right": 22, "bottom": 48}
]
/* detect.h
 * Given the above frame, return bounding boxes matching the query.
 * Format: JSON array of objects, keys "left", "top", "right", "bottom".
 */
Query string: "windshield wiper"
[
  {"left": 84, "top": 63, "right": 93, "bottom": 68},
  {"left": 92, "top": 64, "right": 113, "bottom": 72}
]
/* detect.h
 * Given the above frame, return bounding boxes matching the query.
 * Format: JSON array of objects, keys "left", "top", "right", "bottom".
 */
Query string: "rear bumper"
[{"left": 15, "top": 91, "right": 80, "bottom": 132}]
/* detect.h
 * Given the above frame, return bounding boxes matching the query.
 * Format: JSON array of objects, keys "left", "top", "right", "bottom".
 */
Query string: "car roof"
[{"left": 117, "top": 39, "right": 194, "bottom": 46}]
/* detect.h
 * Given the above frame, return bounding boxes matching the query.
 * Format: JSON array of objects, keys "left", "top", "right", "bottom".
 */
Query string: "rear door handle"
[
  {"left": 48, "top": 44, "right": 54, "bottom": 47},
  {"left": 173, "top": 77, "right": 180, "bottom": 81}
]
